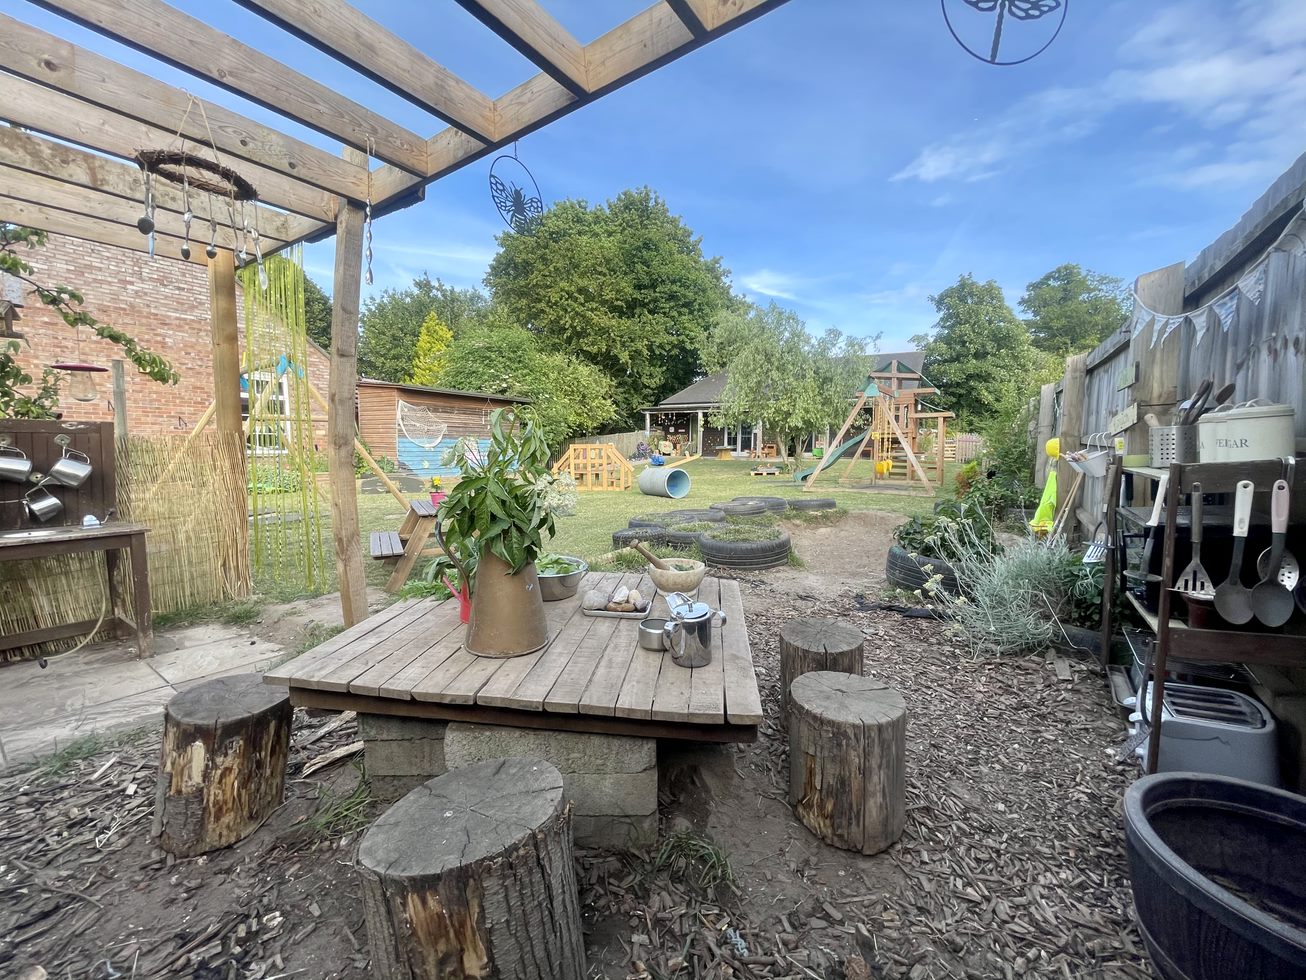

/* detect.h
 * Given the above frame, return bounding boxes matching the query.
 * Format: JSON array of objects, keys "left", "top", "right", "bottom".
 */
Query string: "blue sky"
[{"left": 7, "top": 0, "right": 1306, "bottom": 351}]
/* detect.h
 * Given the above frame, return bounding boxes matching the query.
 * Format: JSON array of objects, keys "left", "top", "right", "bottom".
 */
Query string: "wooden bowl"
[{"left": 647, "top": 558, "right": 707, "bottom": 597}]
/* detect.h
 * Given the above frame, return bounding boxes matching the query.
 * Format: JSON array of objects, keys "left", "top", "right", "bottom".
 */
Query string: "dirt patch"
[{"left": 3, "top": 516, "right": 1149, "bottom": 979}]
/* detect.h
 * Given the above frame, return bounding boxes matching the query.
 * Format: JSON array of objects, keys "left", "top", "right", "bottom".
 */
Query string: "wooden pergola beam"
[
  {"left": 0, "top": 196, "right": 209, "bottom": 266},
  {"left": 0, "top": 14, "right": 369, "bottom": 203},
  {"left": 454, "top": 0, "right": 589, "bottom": 100},
  {"left": 1, "top": 166, "right": 290, "bottom": 255},
  {"left": 664, "top": 0, "right": 712, "bottom": 36},
  {"left": 0, "top": 74, "right": 337, "bottom": 225},
  {"left": 28, "top": 0, "right": 430, "bottom": 174},
  {"left": 234, "top": 0, "right": 497, "bottom": 143},
  {"left": 0, "top": 128, "right": 308, "bottom": 245}
]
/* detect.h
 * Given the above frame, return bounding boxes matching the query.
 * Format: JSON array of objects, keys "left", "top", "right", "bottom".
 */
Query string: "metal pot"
[
  {"left": 0, "top": 445, "right": 33, "bottom": 483},
  {"left": 47, "top": 447, "right": 92, "bottom": 488},
  {"left": 24, "top": 483, "right": 63, "bottom": 523},
  {"left": 663, "top": 591, "right": 726, "bottom": 669}
]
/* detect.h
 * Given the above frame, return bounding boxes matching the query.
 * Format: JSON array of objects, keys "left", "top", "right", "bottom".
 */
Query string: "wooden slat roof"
[{"left": 2, "top": 0, "right": 793, "bottom": 259}]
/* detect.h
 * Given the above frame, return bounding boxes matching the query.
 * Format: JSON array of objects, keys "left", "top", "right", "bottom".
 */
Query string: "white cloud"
[
  {"left": 892, "top": 0, "right": 1306, "bottom": 190},
  {"left": 739, "top": 268, "right": 806, "bottom": 301}
]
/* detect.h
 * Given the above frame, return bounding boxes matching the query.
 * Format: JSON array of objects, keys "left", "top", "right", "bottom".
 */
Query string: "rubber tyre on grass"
[
  {"left": 699, "top": 530, "right": 792, "bottom": 570},
  {"left": 733, "top": 495, "right": 788, "bottom": 513},
  {"left": 787, "top": 497, "right": 837, "bottom": 512},
  {"left": 884, "top": 544, "right": 960, "bottom": 595},
  {"left": 613, "top": 528, "right": 666, "bottom": 549},
  {"left": 720, "top": 501, "right": 767, "bottom": 517},
  {"left": 665, "top": 508, "right": 726, "bottom": 523},
  {"left": 628, "top": 513, "right": 676, "bottom": 529},
  {"left": 663, "top": 526, "right": 708, "bottom": 549}
]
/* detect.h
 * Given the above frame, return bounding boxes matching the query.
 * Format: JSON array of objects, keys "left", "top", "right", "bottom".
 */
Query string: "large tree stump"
[
  {"left": 779, "top": 617, "right": 864, "bottom": 723},
  {"left": 357, "top": 758, "right": 586, "bottom": 980},
  {"left": 788, "top": 671, "right": 906, "bottom": 855},
  {"left": 152, "top": 673, "right": 291, "bottom": 857}
]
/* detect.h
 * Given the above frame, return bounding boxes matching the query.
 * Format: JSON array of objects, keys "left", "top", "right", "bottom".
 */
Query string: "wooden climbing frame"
[{"left": 552, "top": 443, "right": 634, "bottom": 492}]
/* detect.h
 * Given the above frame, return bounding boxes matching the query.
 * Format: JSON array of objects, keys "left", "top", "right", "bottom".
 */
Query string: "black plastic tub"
[{"left": 1124, "top": 773, "right": 1306, "bottom": 980}]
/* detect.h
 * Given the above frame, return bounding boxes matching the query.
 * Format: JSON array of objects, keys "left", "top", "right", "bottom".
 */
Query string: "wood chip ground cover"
[{"left": 1, "top": 519, "right": 1148, "bottom": 979}]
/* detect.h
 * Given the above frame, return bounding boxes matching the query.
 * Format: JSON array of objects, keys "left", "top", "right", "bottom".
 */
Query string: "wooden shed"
[{"left": 356, "top": 380, "right": 528, "bottom": 479}]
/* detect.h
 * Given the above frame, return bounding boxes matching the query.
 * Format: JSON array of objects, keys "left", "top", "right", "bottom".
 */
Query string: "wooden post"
[
  {"left": 779, "top": 617, "right": 864, "bottom": 724},
  {"left": 936, "top": 416, "right": 946, "bottom": 484},
  {"left": 110, "top": 359, "right": 128, "bottom": 441},
  {"left": 208, "top": 249, "right": 242, "bottom": 437},
  {"left": 329, "top": 156, "right": 368, "bottom": 628},
  {"left": 1035, "top": 382, "right": 1056, "bottom": 486},
  {"left": 357, "top": 759, "right": 586, "bottom": 979},
  {"left": 1057, "top": 353, "right": 1088, "bottom": 539},
  {"left": 153, "top": 674, "right": 291, "bottom": 857},
  {"left": 788, "top": 671, "right": 906, "bottom": 855}
]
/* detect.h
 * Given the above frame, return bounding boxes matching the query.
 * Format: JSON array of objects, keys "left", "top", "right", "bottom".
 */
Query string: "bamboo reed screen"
[{"left": 0, "top": 431, "right": 252, "bottom": 662}]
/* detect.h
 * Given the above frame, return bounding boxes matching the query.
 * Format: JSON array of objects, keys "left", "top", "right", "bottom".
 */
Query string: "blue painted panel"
[{"left": 396, "top": 436, "right": 488, "bottom": 479}]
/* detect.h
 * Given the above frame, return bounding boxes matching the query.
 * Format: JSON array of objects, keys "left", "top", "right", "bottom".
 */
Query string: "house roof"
[
  {"left": 645, "top": 353, "right": 926, "bottom": 412},
  {"left": 358, "top": 378, "right": 531, "bottom": 404}
]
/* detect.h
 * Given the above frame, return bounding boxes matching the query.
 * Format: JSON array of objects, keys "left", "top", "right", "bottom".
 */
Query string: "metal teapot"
[{"left": 663, "top": 591, "right": 726, "bottom": 669}]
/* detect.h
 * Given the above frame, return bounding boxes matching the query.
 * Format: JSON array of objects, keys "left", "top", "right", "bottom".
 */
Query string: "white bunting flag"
[
  {"left": 1213, "top": 292, "right": 1239, "bottom": 332},
  {"left": 1237, "top": 263, "right": 1266, "bottom": 304}
]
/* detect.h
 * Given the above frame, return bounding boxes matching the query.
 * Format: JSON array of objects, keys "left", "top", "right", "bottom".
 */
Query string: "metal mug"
[
  {"left": 24, "top": 483, "right": 64, "bottom": 522},
  {"left": 47, "top": 447, "right": 92, "bottom": 488},
  {"left": 0, "top": 445, "right": 32, "bottom": 483},
  {"left": 662, "top": 591, "right": 727, "bottom": 669}
]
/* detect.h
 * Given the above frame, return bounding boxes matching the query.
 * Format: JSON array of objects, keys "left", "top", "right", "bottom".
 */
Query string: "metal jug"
[
  {"left": 24, "top": 483, "right": 63, "bottom": 522},
  {"left": 47, "top": 447, "right": 92, "bottom": 488},
  {"left": 662, "top": 591, "right": 726, "bottom": 669},
  {"left": 0, "top": 445, "right": 32, "bottom": 483}
]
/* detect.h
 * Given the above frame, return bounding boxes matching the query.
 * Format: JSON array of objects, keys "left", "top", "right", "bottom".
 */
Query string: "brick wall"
[{"left": 10, "top": 233, "right": 330, "bottom": 441}]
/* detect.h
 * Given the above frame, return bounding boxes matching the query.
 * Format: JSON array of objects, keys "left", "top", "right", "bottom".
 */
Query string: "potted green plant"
[
  {"left": 438, "top": 409, "right": 560, "bottom": 658},
  {"left": 428, "top": 475, "right": 446, "bottom": 507}
]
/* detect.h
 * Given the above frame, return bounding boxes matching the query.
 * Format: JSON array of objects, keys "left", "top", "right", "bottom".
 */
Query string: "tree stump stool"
[
  {"left": 357, "top": 758, "right": 586, "bottom": 980},
  {"left": 779, "top": 617, "right": 864, "bottom": 724},
  {"left": 152, "top": 673, "right": 292, "bottom": 857},
  {"left": 788, "top": 671, "right": 906, "bottom": 855}
]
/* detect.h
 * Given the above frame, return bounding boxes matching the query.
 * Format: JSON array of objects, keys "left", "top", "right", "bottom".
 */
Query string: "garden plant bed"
[{"left": 1, "top": 514, "right": 1147, "bottom": 980}]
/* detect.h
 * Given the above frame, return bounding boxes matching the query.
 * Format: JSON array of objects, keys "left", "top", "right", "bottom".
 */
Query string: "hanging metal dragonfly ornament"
[
  {"left": 942, "top": 0, "right": 1067, "bottom": 66},
  {"left": 488, "top": 147, "right": 543, "bottom": 234}
]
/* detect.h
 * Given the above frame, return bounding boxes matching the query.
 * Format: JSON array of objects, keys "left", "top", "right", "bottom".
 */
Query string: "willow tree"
[{"left": 705, "top": 303, "right": 873, "bottom": 461}]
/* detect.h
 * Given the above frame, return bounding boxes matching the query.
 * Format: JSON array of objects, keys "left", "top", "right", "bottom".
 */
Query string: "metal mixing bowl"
[{"left": 538, "top": 557, "right": 589, "bottom": 601}]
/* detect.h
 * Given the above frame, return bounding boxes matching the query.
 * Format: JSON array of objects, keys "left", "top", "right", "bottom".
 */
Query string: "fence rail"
[{"left": 556, "top": 429, "right": 645, "bottom": 460}]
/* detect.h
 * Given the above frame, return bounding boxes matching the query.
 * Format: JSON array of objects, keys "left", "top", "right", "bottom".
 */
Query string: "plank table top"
[{"left": 263, "top": 575, "right": 763, "bottom": 741}]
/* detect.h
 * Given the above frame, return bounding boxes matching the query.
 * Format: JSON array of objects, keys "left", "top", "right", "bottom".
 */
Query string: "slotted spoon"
[{"left": 1176, "top": 482, "right": 1213, "bottom": 597}]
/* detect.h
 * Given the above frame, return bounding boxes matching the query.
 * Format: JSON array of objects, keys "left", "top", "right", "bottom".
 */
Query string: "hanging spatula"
[
  {"left": 1083, "top": 520, "right": 1109, "bottom": 564},
  {"left": 1176, "top": 482, "right": 1213, "bottom": 597}
]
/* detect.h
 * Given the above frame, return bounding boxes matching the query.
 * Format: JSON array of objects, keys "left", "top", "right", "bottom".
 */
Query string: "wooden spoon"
[{"left": 631, "top": 540, "right": 672, "bottom": 570}]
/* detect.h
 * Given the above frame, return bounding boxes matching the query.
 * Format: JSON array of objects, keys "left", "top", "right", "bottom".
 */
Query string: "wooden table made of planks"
[
  {"left": 264, "top": 574, "right": 762, "bottom": 742},
  {"left": 0, "top": 522, "right": 151, "bottom": 657}
]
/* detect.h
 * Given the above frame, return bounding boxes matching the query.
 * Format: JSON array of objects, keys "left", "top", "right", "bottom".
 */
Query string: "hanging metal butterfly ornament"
[
  {"left": 488, "top": 147, "right": 543, "bottom": 234},
  {"left": 942, "top": 0, "right": 1068, "bottom": 66}
]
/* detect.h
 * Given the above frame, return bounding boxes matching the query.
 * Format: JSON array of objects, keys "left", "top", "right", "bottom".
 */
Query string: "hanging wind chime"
[
  {"left": 941, "top": 0, "right": 1067, "bottom": 66},
  {"left": 488, "top": 143, "right": 543, "bottom": 234},
  {"left": 134, "top": 96, "right": 268, "bottom": 288}
]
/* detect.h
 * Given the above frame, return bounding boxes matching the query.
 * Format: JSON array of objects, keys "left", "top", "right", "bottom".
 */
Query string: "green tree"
[
  {"left": 408, "top": 311, "right": 454, "bottom": 386},
  {"left": 485, "top": 187, "right": 730, "bottom": 423},
  {"left": 303, "top": 273, "right": 333, "bottom": 351},
  {"left": 913, "top": 274, "right": 1037, "bottom": 428},
  {"left": 1020, "top": 263, "right": 1129, "bottom": 357},
  {"left": 704, "top": 303, "right": 872, "bottom": 461},
  {"left": 358, "top": 275, "right": 488, "bottom": 381},
  {"left": 437, "top": 318, "right": 616, "bottom": 448}
]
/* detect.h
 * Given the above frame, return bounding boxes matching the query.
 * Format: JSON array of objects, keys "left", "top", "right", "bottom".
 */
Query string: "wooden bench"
[{"left": 371, "top": 499, "right": 445, "bottom": 592}]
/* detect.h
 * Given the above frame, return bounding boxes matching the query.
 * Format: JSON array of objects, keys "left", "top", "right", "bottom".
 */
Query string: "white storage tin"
[{"left": 1197, "top": 399, "right": 1295, "bottom": 463}]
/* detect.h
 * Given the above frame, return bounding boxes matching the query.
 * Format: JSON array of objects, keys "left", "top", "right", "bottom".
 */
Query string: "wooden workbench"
[
  {"left": 264, "top": 574, "right": 762, "bottom": 742},
  {"left": 0, "top": 522, "right": 152, "bottom": 657}
]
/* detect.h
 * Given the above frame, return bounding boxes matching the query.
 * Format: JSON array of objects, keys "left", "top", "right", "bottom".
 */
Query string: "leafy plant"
[
  {"left": 0, "top": 339, "right": 62, "bottom": 418},
  {"left": 668, "top": 521, "right": 717, "bottom": 533},
  {"left": 440, "top": 409, "right": 557, "bottom": 573},
  {"left": 536, "top": 553, "right": 583, "bottom": 575},
  {"left": 248, "top": 464, "right": 304, "bottom": 494},
  {"left": 894, "top": 500, "right": 994, "bottom": 563},
  {"left": 655, "top": 831, "right": 734, "bottom": 891},
  {"left": 354, "top": 440, "right": 396, "bottom": 476}
]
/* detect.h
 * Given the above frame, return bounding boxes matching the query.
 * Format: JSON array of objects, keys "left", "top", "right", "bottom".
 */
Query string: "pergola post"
[
  {"left": 208, "top": 250, "right": 242, "bottom": 437},
  {"left": 328, "top": 159, "right": 368, "bottom": 627}
]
